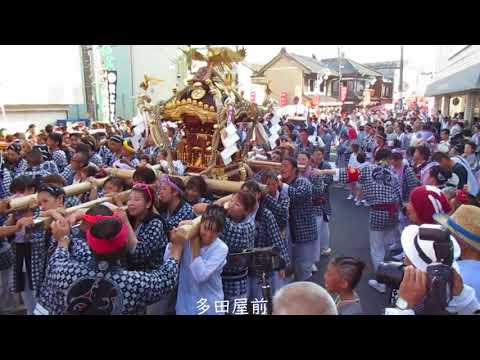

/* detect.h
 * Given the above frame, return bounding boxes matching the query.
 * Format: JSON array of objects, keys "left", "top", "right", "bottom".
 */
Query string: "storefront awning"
[{"left": 425, "top": 63, "right": 480, "bottom": 97}]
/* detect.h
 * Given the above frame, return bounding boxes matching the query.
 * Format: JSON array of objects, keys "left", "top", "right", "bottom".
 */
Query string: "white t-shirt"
[{"left": 348, "top": 153, "right": 360, "bottom": 169}]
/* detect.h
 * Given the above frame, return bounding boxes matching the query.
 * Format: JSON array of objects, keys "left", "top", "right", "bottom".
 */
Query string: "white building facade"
[
  {"left": 0, "top": 45, "right": 84, "bottom": 133},
  {"left": 425, "top": 45, "right": 480, "bottom": 124}
]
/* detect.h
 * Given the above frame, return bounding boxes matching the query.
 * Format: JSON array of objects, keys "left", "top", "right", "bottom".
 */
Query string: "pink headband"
[{"left": 133, "top": 183, "right": 153, "bottom": 202}]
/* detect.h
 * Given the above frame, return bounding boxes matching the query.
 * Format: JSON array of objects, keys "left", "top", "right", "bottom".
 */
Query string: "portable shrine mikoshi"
[{"left": 136, "top": 47, "right": 276, "bottom": 182}]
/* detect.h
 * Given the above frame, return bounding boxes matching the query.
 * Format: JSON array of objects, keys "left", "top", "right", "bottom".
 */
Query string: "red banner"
[
  {"left": 340, "top": 86, "right": 348, "bottom": 102},
  {"left": 280, "top": 91, "right": 288, "bottom": 107},
  {"left": 250, "top": 91, "right": 256, "bottom": 104}
]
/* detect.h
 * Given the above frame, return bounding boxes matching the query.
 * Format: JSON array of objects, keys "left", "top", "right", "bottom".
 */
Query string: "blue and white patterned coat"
[
  {"left": 286, "top": 176, "right": 316, "bottom": 244},
  {"left": 158, "top": 200, "right": 195, "bottom": 234},
  {"left": 251, "top": 205, "right": 290, "bottom": 273},
  {"left": 127, "top": 215, "right": 169, "bottom": 272},
  {"left": 262, "top": 192, "right": 290, "bottom": 233},
  {"left": 9, "top": 159, "right": 28, "bottom": 179},
  {"left": 35, "top": 247, "right": 179, "bottom": 315},
  {"left": 51, "top": 149, "right": 68, "bottom": 173},
  {"left": 338, "top": 163, "right": 402, "bottom": 231},
  {"left": 221, "top": 218, "right": 256, "bottom": 298}
]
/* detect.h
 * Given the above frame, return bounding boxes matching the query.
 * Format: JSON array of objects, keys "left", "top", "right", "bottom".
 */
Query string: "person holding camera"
[
  {"left": 434, "top": 205, "right": 480, "bottom": 302},
  {"left": 383, "top": 224, "right": 480, "bottom": 315}
]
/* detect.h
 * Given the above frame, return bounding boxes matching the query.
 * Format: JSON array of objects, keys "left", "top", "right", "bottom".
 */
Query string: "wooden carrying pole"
[
  {"left": 8, "top": 178, "right": 109, "bottom": 211},
  {"left": 8, "top": 164, "right": 162, "bottom": 211},
  {"left": 177, "top": 216, "right": 202, "bottom": 240},
  {"left": 33, "top": 190, "right": 131, "bottom": 229},
  {"left": 247, "top": 159, "right": 306, "bottom": 171}
]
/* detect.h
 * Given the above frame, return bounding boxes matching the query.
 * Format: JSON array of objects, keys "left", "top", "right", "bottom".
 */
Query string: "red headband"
[
  {"left": 86, "top": 223, "right": 128, "bottom": 254},
  {"left": 83, "top": 214, "right": 116, "bottom": 224}
]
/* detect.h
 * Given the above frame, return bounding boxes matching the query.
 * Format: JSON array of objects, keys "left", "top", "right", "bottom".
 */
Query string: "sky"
[
  {"left": 0, "top": 45, "right": 84, "bottom": 105},
  {"left": 242, "top": 45, "right": 438, "bottom": 73}
]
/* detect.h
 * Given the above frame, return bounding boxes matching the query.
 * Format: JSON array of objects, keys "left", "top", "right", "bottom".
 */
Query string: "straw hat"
[{"left": 434, "top": 205, "right": 480, "bottom": 252}]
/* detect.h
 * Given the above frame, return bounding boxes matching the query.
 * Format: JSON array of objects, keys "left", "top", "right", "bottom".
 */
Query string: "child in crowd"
[
  {"left": 185, "top": 176, "right": 211, "bottom": 206},
  {"left": 346, "top": 143, "right": 361, "bottom": 202},
  {"left": 2, "top": 177, "right": 38, "bottom": 314},
  {"left": 75, "top": 165, "right": 98, "bottom": 203},
  {"left": 324, "top": 256, "right": 365, "bottom": 315},
  {"left": 88, "top": 176, "right": 127, "bottom": 201},
  {"left": 347, "top": 144, "right": 367, "bottom": 206}
]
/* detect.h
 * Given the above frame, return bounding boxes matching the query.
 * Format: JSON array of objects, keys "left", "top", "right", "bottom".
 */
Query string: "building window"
[
  {"left": 356, "top": 81, "right": 365, "bottom": 95},
  {"left": 474, "top": 94, "right": 480, "bottom": 119},
  {"left": 347, "top": 81, "right": 354, "bottom": 95},
  {"left": 331, "top": 80, "right": 339, "bottom": 97},
  {"left": 309, "top": 79, "right": 315, "bottom": 93},
  {"left": 320, "top": 80, "right": 325, "bottom": 93}
]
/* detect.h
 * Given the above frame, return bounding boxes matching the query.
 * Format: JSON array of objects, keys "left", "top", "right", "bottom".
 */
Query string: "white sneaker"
[
  {"left": 368, "top": 279, "right": 386, "bottom": 293},
  {"left": 312, "top": 264, "right": 318, "bottom": 272},
  {"left": 355, "top": 200, "right": 362, "bottom": 206},
  {"left": 362, "top": 200, "right": 369, "bottom": 207},
  {"left": 321, "top": 248, "right": 332, "bottom": 256},
  {"left": 347, "top": 194, "right": 354, "bottom": 200}
]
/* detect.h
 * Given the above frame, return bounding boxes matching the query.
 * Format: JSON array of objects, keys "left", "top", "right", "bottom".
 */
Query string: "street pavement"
[{"left": 311, "top": 186, "right": 389, "bottom": 315}]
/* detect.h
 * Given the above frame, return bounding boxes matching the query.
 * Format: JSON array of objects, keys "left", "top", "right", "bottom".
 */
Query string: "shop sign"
[
  {"left": 280, "top": 91, "right": 288, "bottom": 106},
  {"left": 107, "top": 70, "right": 117, "bottom": 123}
]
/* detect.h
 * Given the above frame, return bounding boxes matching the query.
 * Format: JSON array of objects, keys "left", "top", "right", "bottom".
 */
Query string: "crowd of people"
[{"left": 0, "top": 106, "right": 478, "bottom": 315}]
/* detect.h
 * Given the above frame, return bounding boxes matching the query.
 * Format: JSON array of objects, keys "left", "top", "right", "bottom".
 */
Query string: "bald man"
[{"left": 272, "top": 282, "right": 338, "bottom": 315}]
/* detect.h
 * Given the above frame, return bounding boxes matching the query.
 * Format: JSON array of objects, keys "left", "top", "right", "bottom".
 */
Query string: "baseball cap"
[{"left": 409, "top": 185, "right": 452, "bottom": 224}]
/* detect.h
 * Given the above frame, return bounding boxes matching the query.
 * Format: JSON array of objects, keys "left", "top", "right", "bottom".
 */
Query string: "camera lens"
[{"left": 376, "top": 262, "right": 405, "bottom": 289}]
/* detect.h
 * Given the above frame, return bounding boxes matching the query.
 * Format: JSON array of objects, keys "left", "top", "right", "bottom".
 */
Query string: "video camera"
[
  {"left": 228, "top": 246, "right": 285, "bottom": 274},
  {"left": 377, "top": 262, "right": 454, "bottom": 314}
]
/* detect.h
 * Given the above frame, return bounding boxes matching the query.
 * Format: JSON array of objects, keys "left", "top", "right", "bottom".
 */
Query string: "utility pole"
[
  {"left": 399, "top": 45, "right": 404, "bottom": 111},
  {"left": 80, "top": 45, "right": 96, "bottom": 122},
  {"left": 337, "top": 45, "right": 342, "bottom": 102}
]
